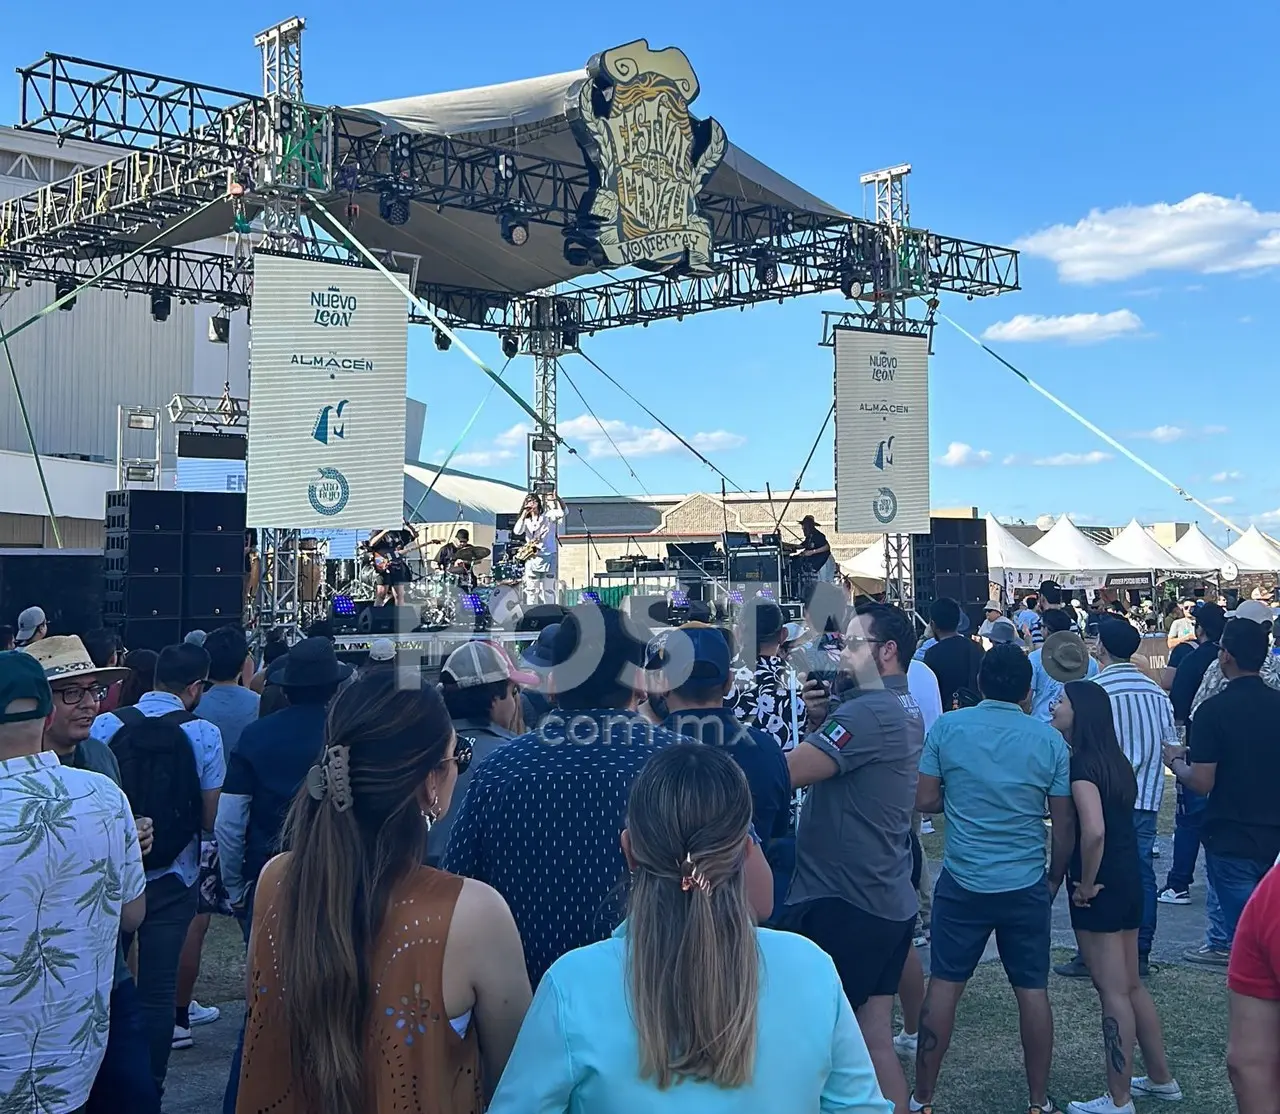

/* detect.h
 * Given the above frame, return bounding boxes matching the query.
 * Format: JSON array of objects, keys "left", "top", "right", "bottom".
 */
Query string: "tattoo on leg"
[
  {"left": 917, "top": 1020, "right": 940, "bottom": 1054},
  {"left": 1102, "top": 1015, "right": 1126, "bottom": 1076}
]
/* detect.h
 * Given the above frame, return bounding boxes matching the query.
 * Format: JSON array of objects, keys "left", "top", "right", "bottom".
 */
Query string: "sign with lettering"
[
  {"left": 833, "top": 329, "right": 930, "bottom": 534},
  {"left": 247, "top": 254, "right": 406, "bottom": 528},
  {"left": 567, "top": 40, "right": 727, "bottom": 274}
]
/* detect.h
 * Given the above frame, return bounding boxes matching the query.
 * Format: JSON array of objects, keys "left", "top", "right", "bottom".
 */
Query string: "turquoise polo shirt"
[{"left": 920, "top": 699, "right": 1070, "bottom": 894}]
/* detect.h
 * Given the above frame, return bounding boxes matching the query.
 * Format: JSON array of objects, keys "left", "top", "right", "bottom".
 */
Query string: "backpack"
[{"left": 109, "top": 707, "right": 204, "bottom": 871}]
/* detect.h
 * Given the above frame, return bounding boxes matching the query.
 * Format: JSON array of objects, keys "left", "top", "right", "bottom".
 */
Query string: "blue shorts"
[{"left": 930, "top": 868, "right": 1052, "bottom": 989}]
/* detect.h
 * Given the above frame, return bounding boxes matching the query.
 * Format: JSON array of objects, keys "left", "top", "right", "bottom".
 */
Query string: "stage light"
[
  {"left": 499, "top": 211, "right": 529, "bottom": 248},
  {"left": 433, "top": 326, "right": 451, "bottom": 351},
  {"left": 378, "top": 190, "right": 411, "bottom": 226},
  {"left": 208, "top": 311, "right": 231, "bottom": 343},
  {"left": 670, "top": 589, "right": 689, "bottom": 609},
  {"left": 278, "top": 102, "right": 294, "bottom": 134},
  {"left": 124, "top": 462, "right": 157, "bottom": 483},
  {"left": 333, "top": 595, "right": 357, "bottom": 617},
  {"left": 126, "top": 411, "right": 157, "bottom": 431},
  {"left": 55, "top": 276, "right": 76, "bottom": 311},
  {"left": 583, "top": 590, "right": 601, "bottom": 604},
  {"left": 753, "top": 249, "right": 778, "bottom": 286},
  {"left": 730, "top": 589, "right": 744, "bottom": 604},
  {"left": 759, "top": 586, "right": 775, "bottom": 600},
  {"left": 393, "top": 132, "right": 412, "bottom": 161},
  {"left": 150, "top": 288, "right": 171, "bottom": 322},
  {"left": 501, "top": 333, "right": 520, "bottom": 359},
  {"left": 840, "top": 263, "right": 862, "bottom": 301}
]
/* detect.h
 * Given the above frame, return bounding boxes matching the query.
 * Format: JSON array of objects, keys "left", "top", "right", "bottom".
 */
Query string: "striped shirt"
[{"left": 1093, "top": 662, "right": 1177, "bottom": 812}]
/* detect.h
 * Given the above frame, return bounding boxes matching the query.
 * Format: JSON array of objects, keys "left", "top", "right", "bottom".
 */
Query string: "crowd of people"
[{"left": 1, "top": 575, "right": 1278, "bottom": 1114}]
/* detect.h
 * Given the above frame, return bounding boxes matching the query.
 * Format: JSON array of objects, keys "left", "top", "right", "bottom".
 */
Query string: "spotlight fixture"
[
  {"left": 433, "top": 326, "right": 451, "bottom": 351},
  {"left": 278, "top": 101, "right": 294, "bottom": 134},
  {"left": 208, "top": 311, "right": 231, "bottom": 344},
  {"left": 393, "top": 132, "right": 412, "bottom": 161},
  {"left": 499, "top": 210, "right": 529, "bottom": 248},
  {"left": 839, "top": 263, "right": 862, "bottom": 300},
  {"left": 378, "top": 189, "right": 411, "bottom": 226},
  {"left": 124, "top": 461, "right": 157, "bottom": 484},
  {"left": 501, "top": 333, "right": 520, "bottom": 359},
  {"left": 126, "top": 410, "right": 158, "bottom": 431},
  {"left": 55, "top": 276, "right": 76, "bottom": 311},
  {"left": 149, "top": 288, "right": 171, "bottom": 322},
  {"left": 752, "top": 249, "right": 778, "bottom": 286}
]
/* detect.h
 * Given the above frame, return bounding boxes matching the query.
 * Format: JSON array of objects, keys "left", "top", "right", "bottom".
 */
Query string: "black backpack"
[{"left": 109, "top": 707, "right": 204, "bottom": 871}]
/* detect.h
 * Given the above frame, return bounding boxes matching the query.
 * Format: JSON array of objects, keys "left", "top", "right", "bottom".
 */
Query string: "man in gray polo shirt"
[{"left": 785, "top": 601, "right": 925, "bottom": 1114}]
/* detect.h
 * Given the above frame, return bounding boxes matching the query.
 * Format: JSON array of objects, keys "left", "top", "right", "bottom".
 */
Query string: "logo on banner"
[
  {"left": 873, "top": 436, "right": 895, "bottom": 471},
  {"left": 311, "top": 286, "right": 358, "bottom": 328},
  {"left": 567, "top": 39, "right": 727, "bottom": 274},
  {"left": 312, "top": 401, "right": 348, "bottom": 445},
  {"left": 872, "top": 487, "right": 898, "bottom": 525},
  {"left": 308, "top": 467, "right": 351, "bottom": 517},
  {"left": 870, "top": 350, "right": 897, "bottom": 382},
  {"left": 859, "top": 401, "right": 909, "bottom": 417},
  {"left": 290, "top": 353, "right": 375, "bottom": 374}
]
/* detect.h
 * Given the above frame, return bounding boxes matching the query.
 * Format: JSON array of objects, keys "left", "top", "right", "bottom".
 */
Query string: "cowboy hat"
[{"left": 24, "top": 635, "right": 129, "bottom": 685}]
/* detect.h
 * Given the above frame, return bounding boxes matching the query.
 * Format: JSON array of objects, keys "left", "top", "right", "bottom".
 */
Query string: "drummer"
[{"left": 436, "top": 529, "right": 480, "bottom": 586}]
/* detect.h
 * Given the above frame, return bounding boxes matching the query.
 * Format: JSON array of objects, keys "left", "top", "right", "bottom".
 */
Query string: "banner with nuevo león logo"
[
  {"left": 247, "top": 255, "right": 407, "bottom": 529},
  {"left": 833, "top": 329, "right": 930, "bottom": 535}
]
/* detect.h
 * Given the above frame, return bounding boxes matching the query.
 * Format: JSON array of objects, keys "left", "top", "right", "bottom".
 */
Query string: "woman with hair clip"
[
  {"left": 1051, "top": 681, "right": 1180, "bottom": 1114},
  {"left": 235, "top": 670, "right": 532, "bottom": 1114},
  {"left": 488, "top": 744, "right": 891, "bottom": 1113}
]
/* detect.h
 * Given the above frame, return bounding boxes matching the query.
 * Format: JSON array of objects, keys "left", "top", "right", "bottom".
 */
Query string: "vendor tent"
[
  {"left": 840, "top": 538, "right": 891, "bottom": 587},
  {"left": 1169, "top": 523, "right": 1236, "bottom": 573},
  {"left": 1103, "top": 520, "right": 1192, "bottom": 571},
  {"left": 1031, "top": 516, "right": 1140, "bottom": 572},
  {"left": 986, "top": 515, "right": 1069, "bottom": 579},
  {"left": 1225, "top": 526, "right": 1280, "bottom": 572}
]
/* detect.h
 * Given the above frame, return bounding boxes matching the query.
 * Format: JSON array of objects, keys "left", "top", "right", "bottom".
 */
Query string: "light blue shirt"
[
  {"left": 90, "top": 691, "right": 226, "bottom": 887},
  {"left": 1028, "top": 649, "right": 1099, "bottom": 723},
  {"left": 488, "top": 923, "right": 891, "bottom": 1114},
  {"left": 919, "top": 700, "right": 1070, "bottom": 894},
  {"left": 913, "top": 636, "right": 937, "bottom": 663},
  {"left": 195, "top": 683, "right": 260, "bottom": 760}
]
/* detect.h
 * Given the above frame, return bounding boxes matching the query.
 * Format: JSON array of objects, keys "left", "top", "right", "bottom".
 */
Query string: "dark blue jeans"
[
  {"left": 1166, "top": 783, "right": 1208, "bottom": 893},
  {"left": 1133, "top": 809, "right": 1159, "bottom": 958},
  {"left": 87, "top": 976, "right": 161, "bottom": 1114},
  {"left": 222, "top": 890, "right": 255, "bottom": 1114},
  {"left": 1206, "top": 850, "right": 1269, "bottom": 945}
]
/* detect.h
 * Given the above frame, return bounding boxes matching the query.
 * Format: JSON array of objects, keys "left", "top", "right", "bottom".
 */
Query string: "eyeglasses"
[
  {"left": 444, "top": 736, "right": 473, "bottom": 775},
  {"left": 55, "top": 683, "right": 107, "bottom": 706},
  {"left": 845, "top": 637, "right": 888, "bottom": 648}
]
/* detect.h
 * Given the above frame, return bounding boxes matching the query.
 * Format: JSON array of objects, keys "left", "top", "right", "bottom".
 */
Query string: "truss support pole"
[
  {"left": 884, "top": 532, "right": 914, "bottom": 614},
  {"left": 525, "top": 291, "right": 565, "bottom": 494}
]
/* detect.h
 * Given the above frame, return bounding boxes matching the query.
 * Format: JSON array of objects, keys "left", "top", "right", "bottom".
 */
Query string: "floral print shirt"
[
  {"left": 1191, "top": 652, "right": 1280, "bottom": 718},
  {"left": 0, "top": 751, "right": 144, "bottom": 1113},
  {"left": 731, "top": 654, "right": 806, "bottom": 751}
]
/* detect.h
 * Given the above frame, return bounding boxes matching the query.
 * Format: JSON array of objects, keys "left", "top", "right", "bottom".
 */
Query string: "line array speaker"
[{"left": 912, "top": 518, "right": 990, "bottom": 619}]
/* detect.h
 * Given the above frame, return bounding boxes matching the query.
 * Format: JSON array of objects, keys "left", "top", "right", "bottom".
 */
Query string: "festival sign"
[
  {"left": 833, "top": 329, "right": 930, "bottom": 535},
  {"left": 247, "top": 254, "right": 406, "bottom": 529},
  {"left": 568, "top": 39, "right": 727, "bottom": 274}
]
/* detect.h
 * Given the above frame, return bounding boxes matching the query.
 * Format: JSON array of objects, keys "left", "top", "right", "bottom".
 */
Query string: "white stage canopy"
[
  {"left": 1226, "top": 526, "right": 1280, "bottom": 572},
  {"left": 1103, "top": 520, "right": 1193, "bottom": 571},
  {"left": 403, "top": 461, "right": 527, "bottom": 524},
  {"left": 841, "top": 539, "right": 891, "bottom": 582},
  {"left": 1169, "top": 524, "right": 1237, "bottom": 574},
  {"left": 1031, "top": 516, "right": 1142, "bottom": 573}
]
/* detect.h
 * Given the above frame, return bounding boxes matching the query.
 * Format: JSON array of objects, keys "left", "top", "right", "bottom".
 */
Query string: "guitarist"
[
  {"left": 513, "top": 492, "right": 565, "bottom": 606},
  {"left": 368, "top": 526, "right": 414, "bottom": 607}
]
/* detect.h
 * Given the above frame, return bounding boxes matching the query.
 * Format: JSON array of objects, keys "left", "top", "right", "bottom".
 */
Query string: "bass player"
[{"left": 512, "top": 492, "right": 565, "bottom": 606}]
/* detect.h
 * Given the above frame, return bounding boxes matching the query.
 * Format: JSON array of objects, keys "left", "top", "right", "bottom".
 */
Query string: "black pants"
[
  {"left": 87, "top": 976, "right": 161, "bottom": 1114},
  {"left": 124, "top": 873, "right": 198, "bottom": 1091}
]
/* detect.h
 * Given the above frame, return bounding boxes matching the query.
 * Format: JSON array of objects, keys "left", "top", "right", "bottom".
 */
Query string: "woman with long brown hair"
[
  {"left": 236, "top": 669, "right": 531, "bottom": 1114},
  {"left": 488, "top": 743, "right": 890, "bottom": 1112}
]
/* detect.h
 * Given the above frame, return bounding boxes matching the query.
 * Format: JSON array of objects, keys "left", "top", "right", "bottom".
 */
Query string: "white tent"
[
  {"left": 1225, "top": 526, "right": 1280, "bottom": 572},
  {"left": 1104, "top": 519, "right": 1192, "bottom": 570},
  {"left": 402, "top": 461, "right": 527, "bottom": 523},
  {"left": 1031, "top": 515, "right": 1141, "bottom": 572},
  {"left": 841, "top": 538, "right": 892, "bottom": 581},
  {"left": 1169, "top": 523, "right": 1236, "bottom": 573},
  {"left": 986, "top": 515, "right": 1068, "bottom": 577}
]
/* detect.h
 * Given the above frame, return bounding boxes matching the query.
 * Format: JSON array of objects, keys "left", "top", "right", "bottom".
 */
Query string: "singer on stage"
[{"left": 513, "top": 492, "right": 565, "bottom": 605}]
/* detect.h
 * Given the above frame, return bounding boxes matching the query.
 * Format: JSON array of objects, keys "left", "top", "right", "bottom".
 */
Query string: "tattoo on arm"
[{"left": 1102, "top": 1015, "right": 1126, "bottom": 1076}]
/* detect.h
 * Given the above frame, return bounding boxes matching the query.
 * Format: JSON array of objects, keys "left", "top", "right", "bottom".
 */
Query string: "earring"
[{"left": 421, "top": 808, "right": 435, "bottom": 831}]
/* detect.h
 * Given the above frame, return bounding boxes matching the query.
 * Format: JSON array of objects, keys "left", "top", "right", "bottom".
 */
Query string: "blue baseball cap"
[{"left": 653, "top": 624, "right": 731, "bottom": 688}]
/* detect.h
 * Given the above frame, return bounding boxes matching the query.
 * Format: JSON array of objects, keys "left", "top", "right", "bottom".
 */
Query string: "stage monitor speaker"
[
  {"left": 115, "top": 617, "right": 182, "bottom": 652},
  {"left": 518, "top": 604, "right": 568, "bottom": 633},
  {"left": 183, "top": 491, "right": 246, "bottom": 534},
  {"left": 106, "top": 489, "right": 184, "bottom": 534},
  {"left": 183, "top": 576, "right": 243, "bottom": 621},
  {"left": 0, "top": 553, "right": 105, "bottom": 638}
]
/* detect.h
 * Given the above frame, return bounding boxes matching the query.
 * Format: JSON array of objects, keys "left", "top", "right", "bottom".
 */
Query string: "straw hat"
[{"left": 24, "top": 635, "right": 129, "bottom": 685}]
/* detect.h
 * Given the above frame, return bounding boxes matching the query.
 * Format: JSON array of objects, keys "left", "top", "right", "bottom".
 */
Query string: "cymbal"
[{"left": 452, "top": 545, "right": 491, "bottom": 562}]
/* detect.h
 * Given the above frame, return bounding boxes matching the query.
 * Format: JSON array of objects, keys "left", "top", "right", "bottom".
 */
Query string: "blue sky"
[{"left": 6, "top": 2, "right": 1279, "bottom": 541}]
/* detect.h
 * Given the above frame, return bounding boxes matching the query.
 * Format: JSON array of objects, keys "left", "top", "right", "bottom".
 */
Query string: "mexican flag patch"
[{"left": 821, "top": 720, "right": 852, "bottom": 750}]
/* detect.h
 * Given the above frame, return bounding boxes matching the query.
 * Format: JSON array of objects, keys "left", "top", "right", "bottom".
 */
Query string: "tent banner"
[
  {"left": 833, "top": 329, "right": 929, "bottom": 534},
  {"left": 247, "top": 254, "right": 407, "bottom": 529},
  {"left": 1004, "top": 568, "right": 1105, "bottom": 593}
]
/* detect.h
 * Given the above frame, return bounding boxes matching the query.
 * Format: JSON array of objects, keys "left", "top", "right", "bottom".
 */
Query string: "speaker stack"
[
  {"left": 105, "top": 490, "right": 246, "bottom": 651},
  {"left": 912, "top": 518, "right": 990, "bottom": 630}
]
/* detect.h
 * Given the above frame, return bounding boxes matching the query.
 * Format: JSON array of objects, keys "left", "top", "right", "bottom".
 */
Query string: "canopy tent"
[
  {"left": 1031, "top": 516, "right": 1141, "bottom": 572},
  {"left": 839, "top": 537, "right": 891, "bottom": 591},
  {"left": 1225, "top": 526, "right": 1280, "bottom": 573},
  {"left": 985, "top": 515, "right": 1069, "bottom": 590},
  {"left": 1168, "top": 523, "right": 1237, "bottom": 574},
  {"left": 403, "top": 461, "right": 527, "bottom": 524},
  {"left": 1103, "top": 520, "right": 1193, "bottom": 571}
]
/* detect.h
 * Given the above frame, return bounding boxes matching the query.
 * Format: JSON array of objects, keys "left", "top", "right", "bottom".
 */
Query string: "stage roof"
[{"left": 402, "top": 461, "right": 527, "bottom": 523}]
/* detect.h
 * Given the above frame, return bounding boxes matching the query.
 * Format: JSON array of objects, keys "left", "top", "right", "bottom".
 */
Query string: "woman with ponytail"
[
  {"left": 488, "top": 744, "right": 891, "bottom": 1113},
  {"left": 236, "top": 669, "right": 531, "bottom": 1114}
]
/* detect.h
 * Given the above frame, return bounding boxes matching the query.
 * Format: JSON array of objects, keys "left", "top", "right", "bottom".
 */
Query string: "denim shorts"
[{"left": 929, "top": 868, "right": 1052, "bottom": 989}]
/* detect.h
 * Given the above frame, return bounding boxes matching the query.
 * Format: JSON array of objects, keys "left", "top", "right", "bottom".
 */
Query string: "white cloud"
[
  {"left": 1017, "top": 193, "right": 1280, "bottom": 283},
  {"left": 556, "top": 415, "right": 745, "bottom": 460},
  {"left": 982, "top": 309, "right": 1142, "bottom": 344},
  {"left": 1211, "top": 470, "right": 1243, "bottom": 483},
  {"left": 1256, "top": 508, "right": 1280, "bottom": 523},
  {"left": 1209, "top": 495, "right": 1237, "bottom": 506},
  {"left": 1001, "top": 453, "right": 1020, "bottom": 466},
  {"left": 1131, "top": 424, "right": 1227, "bottom": 444},
  {"left": 1032, "top": 451, "right": 1113, "bottom": 467},
  {"left": 936, "top": 442, "right": 992, "bottom": 467}
]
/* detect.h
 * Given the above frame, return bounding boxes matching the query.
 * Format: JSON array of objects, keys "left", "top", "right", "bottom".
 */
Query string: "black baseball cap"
[{"left": 0, "top": 650, "right": 53, "bottom": 723}]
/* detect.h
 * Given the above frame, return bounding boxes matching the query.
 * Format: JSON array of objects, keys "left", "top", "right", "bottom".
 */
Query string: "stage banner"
[
  {"left": 247, "top": 255, "right": 406, "bottom": 529},
  {"left": 833, "top": 329, "right": 930, "bottom": 534}
]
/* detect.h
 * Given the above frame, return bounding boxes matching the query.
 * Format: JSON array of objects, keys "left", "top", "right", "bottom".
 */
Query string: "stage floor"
[{"left": 333, "top": 629, "right": 537, "bottom": 666}]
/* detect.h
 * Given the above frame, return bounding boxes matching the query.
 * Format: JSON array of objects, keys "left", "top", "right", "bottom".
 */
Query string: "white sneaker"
[
  {"left": 187, "top": 999, "right": 221, "bottom": 1027},
  {"left": 1152, "top": 844, "right": 1161, "bottom": 857},
  {"left": 171, "top": 1025, "right": 193, "bottom": 1050},
  {"left": 893, "top": 1029, "right": 918, "bottom": 1057},
  {"left": 1157, "top": 887, "right": 1191, "bottom": 906},
  {"left": 1067, "top": 1095, "right": 1135, "bottom": 1114},
  {"left": 919, "top": 819, "right": 935, "bottom": 834},
  {"left": 1130, "top": 1077, "right": 1183, "bottom": 1101}
]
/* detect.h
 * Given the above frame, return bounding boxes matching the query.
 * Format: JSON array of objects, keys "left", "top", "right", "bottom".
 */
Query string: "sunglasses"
[{"left": 444, "top": 736, "right": 473, "bottom": 775}]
